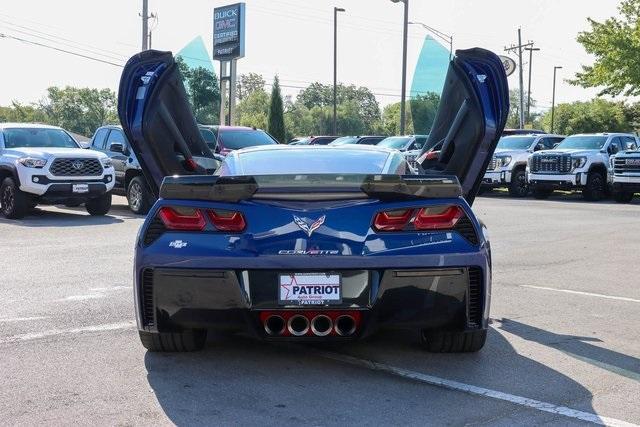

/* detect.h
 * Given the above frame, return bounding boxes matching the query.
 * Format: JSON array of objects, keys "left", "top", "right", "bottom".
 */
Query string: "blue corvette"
[{"left": 118, "top": 48, "right": 508, "bottom": 353}]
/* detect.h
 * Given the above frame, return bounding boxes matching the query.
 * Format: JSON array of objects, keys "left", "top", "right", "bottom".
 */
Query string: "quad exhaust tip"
[
  {"left": 335, "top": 315, "right": 356, "bottom": 336},
  {"left": 311, "top": 315, "right": 333, "bottom": 337},
  {"left": 287, "top": 314, "right": 310, "bottom": 336},
  {"left": 264, "top": 315, "right": 286, "bottom": 336}
]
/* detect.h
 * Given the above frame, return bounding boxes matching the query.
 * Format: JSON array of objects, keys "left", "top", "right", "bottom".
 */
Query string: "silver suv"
[
  {"left": 528, "top": 133, "right": 638, "bottom": 201},
  {"left": 482, "top": 133, "right": 564, "bottom": 197}
]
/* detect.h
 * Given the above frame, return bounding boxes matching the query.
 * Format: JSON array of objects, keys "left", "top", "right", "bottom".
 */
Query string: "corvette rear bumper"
[{"left": 135, "top": 261, "right": 490, "bottom": 339}]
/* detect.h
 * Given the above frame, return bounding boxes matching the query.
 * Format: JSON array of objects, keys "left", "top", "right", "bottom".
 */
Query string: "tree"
[
  {"left": 539, "top": 98, "right": 630, "bottom": 134},
  {"left": 175, "top": 57, "right": 220, "bottom": 124},
  {"left": 39, "top": 86, "right": 117, "bottom": 136},
  {"left": 268, "top": 76, "right": 286, "bottom": 143},
  {"left": 236, "top": 89, "right": 269, "bottom": 129},
  {"left": 296, "top": 82, "right": 381, "bottom": 133},
  {"left": 0, "top": 101, "right": 48, "bottom": 123},
  {"left": 381, "top": 102, "right": 413, "bottom": 135},
  {"left": 237, "top": 73, "right": 266, "bottom": 100},
  {"left": 410, "top": 93, "right": 440, "bottom": 134},
  {"left": 572, "top": 0, "right": 640, "bottom": 96}
]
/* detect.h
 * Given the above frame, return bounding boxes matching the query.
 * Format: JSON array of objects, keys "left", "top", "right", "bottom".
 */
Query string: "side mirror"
[
  {"left": 553, "top": 143, "right": 560, "bottom": 149},
  {"left": 109, "top": 142, "right": 124, "bottom": 153},
  {"left": 534, "top": 143, "right": 545, "bottom": 151},
  {"left": 609, "top": 145, "right": 619, "bottom": 155}
]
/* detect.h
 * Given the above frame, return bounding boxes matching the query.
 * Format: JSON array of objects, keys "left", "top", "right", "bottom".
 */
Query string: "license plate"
[
  {"left": 72, "top": 184, "right": 89, "bottom": 193},
  {"left": 278, "top": 273, "right": 341, "bottom": 305}
]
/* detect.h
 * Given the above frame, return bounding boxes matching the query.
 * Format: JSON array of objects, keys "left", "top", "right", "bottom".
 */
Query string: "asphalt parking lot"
[{"left": 0, "top": 194, "right": 639, "bottom": 426}]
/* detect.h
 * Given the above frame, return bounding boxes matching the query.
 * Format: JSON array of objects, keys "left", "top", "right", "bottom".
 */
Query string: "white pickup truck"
[
  {"left": 611, "top": 149, "right": 640, "bottom": 203},
  {"left": 527, "top": 133, "right": 638, "bottom": 201},
  {"left": 482, "top": 133, "right": 564, "bottom": 197},
  {"left": 0, "top": 123, "right": 115, "bottom": 219}
]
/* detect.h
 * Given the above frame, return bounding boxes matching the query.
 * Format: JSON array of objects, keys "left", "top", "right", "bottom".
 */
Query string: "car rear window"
[
  {"left": 4, "top": 128, "right": 79, "bottom": 149},
  {"left": 234, "top": 149, "right": 390, "bottom": 175},
  {"left": 219, "top": 130, "right": 277, "bottom": 150}
]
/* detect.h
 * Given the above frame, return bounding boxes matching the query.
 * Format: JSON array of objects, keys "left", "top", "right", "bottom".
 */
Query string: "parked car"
[
  {"left": 482, "top": 134, "right": 564, "bottom": 197},
  {"left": 610, "top": 144, "right": 640, "bottom": 203},
  {"left": 527, "top": 133, "right": 637, "bottom": 200},
  {"left": 118, "top": 48, "right": 508, "bottom": 353},
  {"left": 377, "top": 135, "right": 428, "bottom": 169},
  {"left": 0, "top": 123, "right": 115, "bottom": 219},
  {"left": 90, "top": 124, "right": 223, "bottom": 214},
  {"left": 329, "top": 135, "right": 386, "bottom": 146},
  {"left": 287, "top": 136, "right": 338, "bottom": 146},
  {"left": 502, "top": 128, "right": 546, "bottom": 136},
  {"left": 198, "top": 125, "right": 278, "bottom": 155}
]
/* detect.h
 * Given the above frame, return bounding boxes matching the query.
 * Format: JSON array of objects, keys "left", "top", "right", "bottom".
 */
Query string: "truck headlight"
[
  {"left": 572, "top": 157, "right": 587, "bottom": 169},
  {"left": 497, "top": 156, "right": 512, "bottom": 167},
  {"left": 18, "top": 157, "right": 47, "bottom": 168},
  {"left": 101, "top": 158, "right": 113, "bottom": 168}
]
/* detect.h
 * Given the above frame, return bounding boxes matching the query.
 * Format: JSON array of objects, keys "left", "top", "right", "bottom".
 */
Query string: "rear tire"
[
  {"left": 583, "top": 171, "right": 606, "bottom": 201},
  {"left": 0, "top": 177, "right": 30, "bottom": 219},
  {"left": 139, "top": 330, "right": 207, "bottom": 352},
  {"left": 532, "top": 186, "right": 552, "bottom": 199},
  {"left": 420, "top": 329, "right": 487, "bottom": 353},
  {"left": 85, "top": 193, "right": 112, "bottom": 216},
  {"left": 508, "top": 169, "right": 529, "bottom": 197},
  {"left": 126, "top": 176, "right": 152, "bottom": 215},
  {"left": 613, "top": 191, "right": 634, "bottom": 203}
]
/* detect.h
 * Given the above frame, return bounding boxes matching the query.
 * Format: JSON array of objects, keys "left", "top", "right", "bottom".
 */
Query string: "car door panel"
[
  {"left": 418, "top": 48, "right": 509, "bottom": 205},
  {"left": 118, "top": 50, "right": 216, "bottom": 196}
]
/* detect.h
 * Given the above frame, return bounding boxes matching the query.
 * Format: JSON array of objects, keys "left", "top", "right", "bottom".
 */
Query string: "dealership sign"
[
  {"left": 213, "top": 2, "right": 245, "bottom": 60},
  {"left": 498, "top": 55, "right": 517, "bottom": 77}
]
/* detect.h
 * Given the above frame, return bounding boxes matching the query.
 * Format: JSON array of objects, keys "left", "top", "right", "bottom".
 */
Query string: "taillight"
[
  {"left": 373, "top": 209, "right": 414, "bottom": 231},
  {"left": 373, "top": 205, "right": 464, "bottom": 232},
  {"left": 158, "top": 207, "right": 206, "bottom": 231},
  {"left": 208, "top": 209, "right": 246, "bottom": 232},
  {"left": 414, "top": 206, "right": 463, "bottom": 230}
]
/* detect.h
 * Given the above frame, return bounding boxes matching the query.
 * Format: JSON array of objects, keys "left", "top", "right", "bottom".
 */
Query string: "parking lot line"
[
  {"left": 520, "top": 285, "right": 640, "bottom": 303},
  {"left": 313, "top": 349, "right": 638, "bottom": 427},
  {"left": 0, "top": 321, "right": 135, "bottom": 344}
]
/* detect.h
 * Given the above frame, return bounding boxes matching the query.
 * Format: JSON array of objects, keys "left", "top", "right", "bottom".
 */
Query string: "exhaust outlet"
[
  {"left": 310, "top": 315, "right": 333, "bottom": 336},
  {"left": 287, "top": 314, "right": 310, "bottom": 336},
  {"left": 335, "top": 315, "right": 356, "bottom": 336},
  {"left": 264, "top": 315, "right": 286, "bottom": 336}
]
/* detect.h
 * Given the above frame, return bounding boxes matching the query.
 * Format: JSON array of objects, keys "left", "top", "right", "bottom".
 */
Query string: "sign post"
[{"left": 213, "top": 2, "right": 245, "bottom": 125}]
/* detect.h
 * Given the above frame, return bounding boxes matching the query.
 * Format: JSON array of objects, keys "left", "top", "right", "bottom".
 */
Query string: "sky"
[{"left": 0, "top": 0, "right": 624, "bottom": 112}]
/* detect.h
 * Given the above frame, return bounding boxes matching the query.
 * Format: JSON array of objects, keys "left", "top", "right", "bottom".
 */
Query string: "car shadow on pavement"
[
  {"left": 497, "top": 318, "right": 640, "bottom": 382},
  {"left": 479, "top": 190, "right": 640, "bottom": 206},
  {"left": 144, "top": 327, "right": 600, "bottom": 426},
  {"left": 0, "top": 208, "right": 123, "bottom": 226}
]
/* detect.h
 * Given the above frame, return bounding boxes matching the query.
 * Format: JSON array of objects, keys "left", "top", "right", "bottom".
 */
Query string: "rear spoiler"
[{"left": 159, "top": 174, "right": 462, "bottom": 202}]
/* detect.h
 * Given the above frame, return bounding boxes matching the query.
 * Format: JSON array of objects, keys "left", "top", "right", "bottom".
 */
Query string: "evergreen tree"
[{"left": 268, "top": 76, "right": 286, "bottom": 143}]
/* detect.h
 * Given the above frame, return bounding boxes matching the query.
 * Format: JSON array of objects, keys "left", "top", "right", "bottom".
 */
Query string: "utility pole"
[
  {"left": 525, "top": 46, "right": 540, "bottom": 124},
  {"left": 551, "top": 66, "right": 562, "bottom": 133},
  {"left": 333, "top": 7, "right": 345, "bottom": 135},
  {"left": 504, "top": 29, "right": 534, "bottom": 129},
  {"left": 390, "top": 0, "right": 408, "bottom": 135},
  {"left": 141, "top": 0, "right": 149, "bottom": 51}
]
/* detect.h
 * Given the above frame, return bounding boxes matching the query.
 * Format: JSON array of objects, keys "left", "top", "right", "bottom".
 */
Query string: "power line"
[{"left": 0, "top": 32, "right": 124, "bottom": 67}]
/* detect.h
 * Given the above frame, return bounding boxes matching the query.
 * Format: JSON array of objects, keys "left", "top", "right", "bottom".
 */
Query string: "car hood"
[
  {"left": 4, "top": 147, "right": 107, "bottom": 159},
  {"left": 493, "top": 149, "right": 526, "bottom": 157},
  {"left": 532, "top": 149, "right": 596, "bottom": 157}
]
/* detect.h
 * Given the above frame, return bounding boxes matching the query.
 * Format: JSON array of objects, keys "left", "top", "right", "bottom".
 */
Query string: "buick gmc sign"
[{"left": 213, "top": 3, "right": 245, "bottom": 60}]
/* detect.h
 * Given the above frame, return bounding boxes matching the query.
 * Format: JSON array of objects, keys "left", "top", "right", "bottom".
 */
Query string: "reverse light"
[
  {"left": 373, "top": 209, "right": 414, "bottom": 231},
  {"left": 207, "top": 209, "right": 246, "bottom": 232},
  {"left": 414, "top": 206, "right": 464, "bottom": 230},
  {"left": 18, "top": 157, "right": 47, "bottom": 168},
  {"left": 158, "top": 207, "right": 206, "bottom": 231}
]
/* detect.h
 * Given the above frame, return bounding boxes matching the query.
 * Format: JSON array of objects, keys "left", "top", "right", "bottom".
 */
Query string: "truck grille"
[
  {"left": 467, "top": 267, "right": 483, "bottom": 328},
  {"left": 50, "top": 158, "right": 103, "bottom": 176},
  {"left": 614, "top": 156, "right": 640, "bottom": 174},
  {"left": 530, "top": 154, "right": 572, "bottom": 173},
  {"left": 487, "top": 156, "right": 497, "bottom": 171}
]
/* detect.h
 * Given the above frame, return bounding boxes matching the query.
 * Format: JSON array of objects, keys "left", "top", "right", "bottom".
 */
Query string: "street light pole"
[
  {"left": 551, "top": 66, "right": 562, "bottom": 133},
  {"left": 141, "top": 0, "right": 149, "bottom": 51},
  {"left": 525, "top": 47, "right": 540, "bottom": 124},
  {"left": 333, "top": 7, "right": 345, "bottom": 135},
  {"left": 391, "top": 0, "right": 408, "bottom": 135}
]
